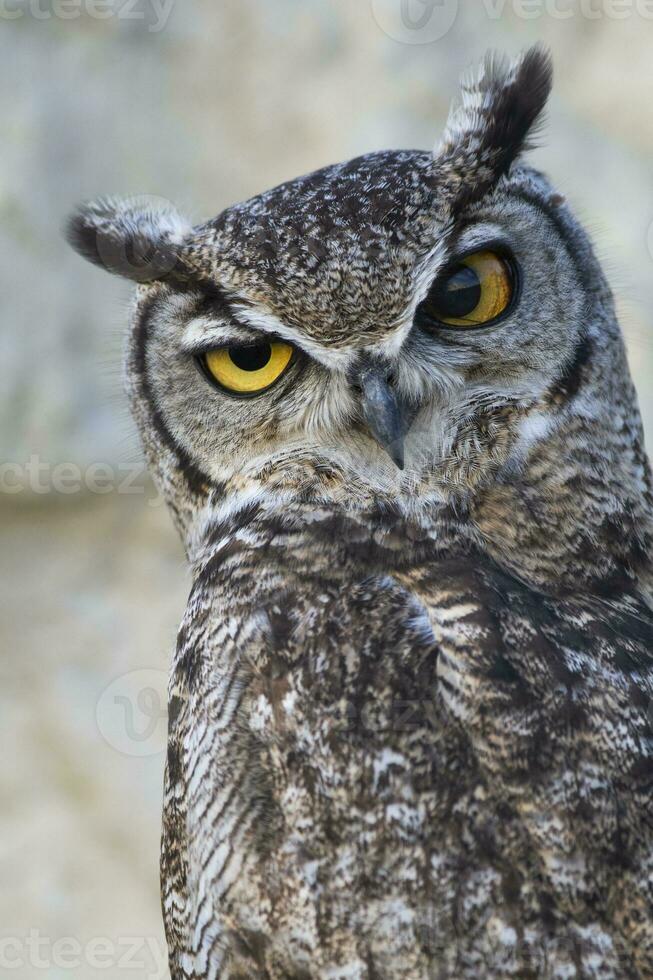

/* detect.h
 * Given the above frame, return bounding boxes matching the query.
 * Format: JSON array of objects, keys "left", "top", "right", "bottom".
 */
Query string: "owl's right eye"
[
  {"left": 417, "top": 249, "right": 517, "bottom": 330},
  {"left": 200, "top": 341, "right": 294, "bottom": 396}
]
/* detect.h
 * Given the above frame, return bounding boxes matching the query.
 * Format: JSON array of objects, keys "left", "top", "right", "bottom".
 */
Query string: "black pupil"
[
  {"left": 229, "top": 343, "right": 272, "bottom": 372},
  {"left": 424, "top": 264, "right": 482, "bottom": 320}
]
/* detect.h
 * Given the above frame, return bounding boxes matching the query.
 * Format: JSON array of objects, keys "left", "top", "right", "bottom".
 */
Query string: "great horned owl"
[{"left": 67, "top": 47, "right": 653, "bottom": 979}]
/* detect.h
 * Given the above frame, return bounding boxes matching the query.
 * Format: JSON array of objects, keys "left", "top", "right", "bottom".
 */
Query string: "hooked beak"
[{"left": 357, "top": 360, "right": 407, "bottom": 470}]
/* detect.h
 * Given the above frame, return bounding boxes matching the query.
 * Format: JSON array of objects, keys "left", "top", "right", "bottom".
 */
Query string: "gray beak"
[{"left": 358, "top": 361, "right": 406, "bottom": 470}]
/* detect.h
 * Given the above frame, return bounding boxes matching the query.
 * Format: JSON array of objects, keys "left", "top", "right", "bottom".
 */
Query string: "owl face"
[
  {"left": 135, "top": 161, "right": 585, "bottom": 504},
  {"left": 68, "top": 47, "right": 626, "bottom": 517}
]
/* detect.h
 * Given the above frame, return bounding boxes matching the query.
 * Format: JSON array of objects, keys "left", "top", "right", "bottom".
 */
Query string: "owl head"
[{"left": 66, "top": 46, "right": 652, "bottom": 585}]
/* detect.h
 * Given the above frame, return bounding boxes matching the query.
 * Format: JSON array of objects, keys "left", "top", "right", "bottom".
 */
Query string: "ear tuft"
[
  {"left": 435, "top": 45, "right": 553, "bottom": 215},
  {"left": 65, "top": 196, "right": 193, "bottom": 284}
]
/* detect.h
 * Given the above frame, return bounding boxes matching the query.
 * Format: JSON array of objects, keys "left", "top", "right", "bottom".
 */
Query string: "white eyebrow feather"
[
  {"left": 453, "top": 221, "right": 509, "bottom": 254},
  {"left": 179, "top": 302, "right": 355, "bottom": 371},
  {"left": 180, "top": 317, "right": 257, "bottom": 353}
]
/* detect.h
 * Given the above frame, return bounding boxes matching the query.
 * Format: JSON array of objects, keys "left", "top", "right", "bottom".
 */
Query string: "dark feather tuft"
[
  {"left": 65, "top": 197, "right": 193, "bottom": 285},
  {"left": 434, "top": 45, "right": 553, "bottom": 215}
]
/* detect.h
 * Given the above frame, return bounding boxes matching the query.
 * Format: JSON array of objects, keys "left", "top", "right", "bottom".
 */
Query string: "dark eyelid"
[
  {"left": 183, "top": 332, "right": 290, "bottom": 358},
  {"left": 441, "top": 237, "right": 516, "bottom": 271}
]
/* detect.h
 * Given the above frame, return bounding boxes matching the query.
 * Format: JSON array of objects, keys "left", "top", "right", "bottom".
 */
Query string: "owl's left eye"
[
  {"left": 201, "top": 341, "right": 294, "bottom": 396},
  {"left": 417, "top": 249, "right": 517, "bottom": 330}
]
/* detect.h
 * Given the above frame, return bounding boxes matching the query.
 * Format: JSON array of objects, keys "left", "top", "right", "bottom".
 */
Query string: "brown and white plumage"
[{"left": 67, "top": 47, "right": 653, "bottom": 978}]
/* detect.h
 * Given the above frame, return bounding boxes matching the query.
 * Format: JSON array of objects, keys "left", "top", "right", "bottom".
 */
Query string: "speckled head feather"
[{"left": 67, "top": 47, "right": 653, "bottom": 979}]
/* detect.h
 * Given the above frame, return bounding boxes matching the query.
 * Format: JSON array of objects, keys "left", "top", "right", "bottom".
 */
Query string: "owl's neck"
[
  {"left": 469, "top": 407, "right": 653, "bottom": 598},
  {"left": 179, "top": 395, "right": 653, "bottom": 602},
  {"left": 181, "top": 456, "right": 652, "bottom": 604}
]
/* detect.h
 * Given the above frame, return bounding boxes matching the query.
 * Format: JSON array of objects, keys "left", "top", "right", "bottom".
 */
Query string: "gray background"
[{"left": 3, "top": 1, "right": 653, "bottom": 976}]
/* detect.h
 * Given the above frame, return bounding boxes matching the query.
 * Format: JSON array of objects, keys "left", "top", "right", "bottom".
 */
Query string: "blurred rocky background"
[{"left": 3, "top": 1, "right": 653, "bottom": 976}]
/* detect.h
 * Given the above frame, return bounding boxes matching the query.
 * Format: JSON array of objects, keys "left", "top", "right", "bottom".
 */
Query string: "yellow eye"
[
  {"left": 203, "top": 341, "right": 294, "bottom": 395},
  {"left": 419, "top": 250, "right": 516, "bottom": 329}
]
